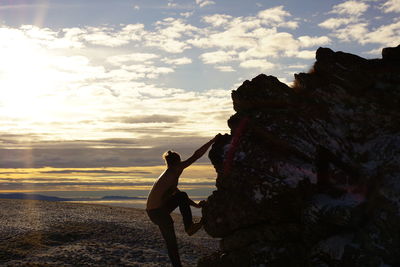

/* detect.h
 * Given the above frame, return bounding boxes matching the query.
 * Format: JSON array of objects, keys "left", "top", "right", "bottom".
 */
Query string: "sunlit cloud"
[
  {"left": 200, "top": 50, "right": 237, "bottom": 64},
  {"left": 287, "top": 64, "right": 309, "bottom": 70},
  {"left": 161, "top": 57, "right": 192, "bottom": 65},
  {"left": 363, "top": 19, "right": 400, "bottom": 45},
  {"left": 215, "top": 65, "right": 235, "bottom": 72},
  {"left": 258, "top": 5, "right": 298, "bottom": 28},
  {"left": 381, "top": 0, "right": 400, "bottom": 13},
  {"left": 334, "top": 22, "right": 369, "bottom": 42},
  {"left": 145, "top": 17, "right": 198, "bottom": 53},
  {"left": 107, "top": 53, "right": 160, "bottom": 65},
  {"left": 116, "top": 115, "right": 182, "bottom": 124},
  {"left": 0, "top": 0, "right": 398, "bottom": 171},
  {"left": 196, "top": 0, "right": 216, "bottom": 8},
  {"left": 0, "top": 21, "right": 231, "bottom": 155},
  {"left": 239, "top": 59, "right": 275, "bottom": 70},
  {"left": 319, "top": 17, "right": 357, "bottom": 29},
  {"left": 167, "top": 2, "right": 178, "bottom": 8},
  {"left": 298, "top": 36, "right": 331, "bottom": 47},
  {"left": 287, "top": 50, "right": 316, "bottom": 59},
  {"left": 202, "top": 14, "right": 233, "bottom": 27},
  {"left": 180, "top": 11, "right": 193, "bottom": 18},
  {"left": 83, "top": 26, "right": 132, "bottom": 47},
  {"left": 329, "top": 0, "right": 369, "bottom": 16}
]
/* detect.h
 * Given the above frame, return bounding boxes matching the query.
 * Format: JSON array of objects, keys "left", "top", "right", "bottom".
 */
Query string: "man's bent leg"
[
  {"left": 165, "top": 191, "right": 193, "bottom": 229},
  {"left": 159, "top": 223, "right": 182, "bottom": 267}
]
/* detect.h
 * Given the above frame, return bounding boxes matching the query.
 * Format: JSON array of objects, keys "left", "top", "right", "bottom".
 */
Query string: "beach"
[{"left": 0, "top": 199, "right": 218, "bottom": 266}]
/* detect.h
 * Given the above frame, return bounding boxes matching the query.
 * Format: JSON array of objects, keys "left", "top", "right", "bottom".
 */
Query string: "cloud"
[
  {"left": 162, "top": 57, "right": 192, "bottom": 65},
  {"left": 133, "top": 5, "right": 140, "bottom": 10},
  {"left": 319, "top": 17, "right": 356, "bottom": 29},
  {"left": 64, "top": 24, "right": 146, "bottom": 48},
  {"left": 0, "top": 22, "right": 232, "bottom": 162},
  {"left": 330, "top": 0, "right": 369, "bottom": 16},
  {"left": 239, "top": 59, "right": 275, "bottom": 70},
  {"left": 28, "top": 24, "right": 145, "bottom": 48},
  {"left": 189, "top": 6, "right": 319, "bottom": 65},
  {"left": 0, "top": 135, "right": 225, "bottom": 168},
  {"left": 0, "top": 25, "right": 83, "bottom": 49},
  {"left": 317, "top": 1, "right": 400, "bottom": 46},
  {"left": 318, "top": 0, "right": 370, "bottom": 40},
  {"left": 107, "top": 53, "right": 160, "bottom": 65},
  {"left": 117, "top": 115, "right": 182, "bottom": 124},
  {"left": 215, "top": 65, "right": 235, "bottom": 72},
  {"left": 1, "top": 2, "right": 399, "bottom": 172},
  {"left": 0, "top": 165, "right": 216, "bottom": 195},
  {"left": 298, "top": 36, "right": 331, "bottom": 47},
  {"left": 381, "top": 0, "right": 400, "bottom": 13},
  {"left": 145, "top": 18, "right": 198, "bottom": 53},
  {"left": 288, "top": 50, "right": 316, "bottom": 59},
  {"left": 121, "top": 64, "right": 174, "bottom": 78},
  {"left": 287, "top": 64, "right": 309, "bottom": 70},
  {"left": 82, "top": 26, "right": 131, "bottom": 47},
  {"left": 180, "top": 12, "right": 194, "bottom": 18},
  {"left": 200, "top": 50, "right": 237, "bottom": 64},
  {"left": 202, "top": 14, "right": 233, "bottom": 27},
  {"left": 362, "top": 20, "right": 400, "bottom": 45},
  {"left": 196, "top": 0, "right": 216, "bottom": 8},
  {"left": 42, "top": 169, "right": 150, "bottom": 174},
  {"left": 333, "top": 23, "right": 369, "bottom": 42},
  {"left": 167, "top": 2, "right": 178, "bottom": 8},
  {"left": 0, "top": 3, "right": 49, "bottom": 10},
  {"left": 190, "top": 14, "right": 292, "bottom": 51},
  {"left": 258, "top": 6, "right": 298, "bottom": 28},
  {"left": 325, "top": 19, "right": 400, "bottom": 47},
  {"left": 238, "top": 30, "right": 299, "bottom": 60}
]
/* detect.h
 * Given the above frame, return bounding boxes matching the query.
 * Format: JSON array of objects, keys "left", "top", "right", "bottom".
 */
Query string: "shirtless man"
[{"left": 146, "top": 136, "right": 217, "bottom": 267}]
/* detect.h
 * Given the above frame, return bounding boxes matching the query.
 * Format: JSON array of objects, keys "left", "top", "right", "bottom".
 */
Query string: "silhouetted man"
[{"left": 146, "top": 136, "right": 218, "bottom": 267}]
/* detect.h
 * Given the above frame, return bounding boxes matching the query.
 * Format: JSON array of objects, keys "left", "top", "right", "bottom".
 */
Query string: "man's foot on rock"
[{"left": 185, "top": 221, "right": 202, "bottom": 236}]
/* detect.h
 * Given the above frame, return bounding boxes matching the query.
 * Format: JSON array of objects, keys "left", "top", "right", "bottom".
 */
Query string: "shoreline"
[{"left": 0, "top": 199, "right": 217, "bottom": 266}]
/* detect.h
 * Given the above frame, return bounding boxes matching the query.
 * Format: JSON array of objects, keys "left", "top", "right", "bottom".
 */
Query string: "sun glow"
[{"left": 0, "top": 41, "right": 63, "bottom": 120}]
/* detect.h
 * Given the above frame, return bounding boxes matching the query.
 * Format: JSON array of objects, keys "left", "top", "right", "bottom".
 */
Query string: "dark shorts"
[{"left": 147, "top": 208, "right": 174, "bottom": 226}]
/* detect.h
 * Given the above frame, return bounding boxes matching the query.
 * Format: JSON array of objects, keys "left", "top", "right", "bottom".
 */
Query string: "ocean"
[{"left": 0, "top": 164, "right": 217, "bottom": 217}]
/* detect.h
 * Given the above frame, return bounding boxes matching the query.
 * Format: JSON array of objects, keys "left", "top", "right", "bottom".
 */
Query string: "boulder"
[{"left": 199, "top": 45, "right": 400, "bottom": 266}]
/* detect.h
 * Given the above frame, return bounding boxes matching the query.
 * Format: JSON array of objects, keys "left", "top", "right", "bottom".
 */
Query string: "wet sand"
[{"left": 0, "top": 199, "right": 218, "bottom": 266}]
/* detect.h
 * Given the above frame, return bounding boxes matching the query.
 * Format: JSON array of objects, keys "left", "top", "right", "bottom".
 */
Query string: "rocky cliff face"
[{"left": 199, "top": 45, "right": 400, "bottom": 266}]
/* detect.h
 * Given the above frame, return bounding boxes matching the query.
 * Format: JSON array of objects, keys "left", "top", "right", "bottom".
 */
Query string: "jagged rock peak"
[
  {"left": 232, "top": 74, "right": 294, "bottom": 112},
  {"left": 382, "top": 44, "right": 400, "bottom": 61}
]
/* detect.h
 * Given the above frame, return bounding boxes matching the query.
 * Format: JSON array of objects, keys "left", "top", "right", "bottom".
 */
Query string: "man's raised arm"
[{"left": 180, "top": 134, "right": 219, "bottom": 169}]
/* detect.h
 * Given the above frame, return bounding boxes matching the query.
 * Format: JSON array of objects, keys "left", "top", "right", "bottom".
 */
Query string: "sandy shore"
[{"left": 0, "top": 199, "right": 218, "bottom": 266}]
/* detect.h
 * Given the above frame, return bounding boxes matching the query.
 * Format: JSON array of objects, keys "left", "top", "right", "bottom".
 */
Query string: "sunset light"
[
  {"left": 1, "top": 0, "right": 399, "bottom": 266},
  {"left": 1, "top": 0, "right": 398, "bottom": 187}
]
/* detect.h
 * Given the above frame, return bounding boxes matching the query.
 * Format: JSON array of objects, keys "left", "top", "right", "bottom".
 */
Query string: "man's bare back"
[{"left": 146, "top": 167, "right": 183, "bottom": 210}]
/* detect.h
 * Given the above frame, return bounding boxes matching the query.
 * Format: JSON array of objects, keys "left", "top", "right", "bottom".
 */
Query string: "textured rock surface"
[{"left": 199, "top": 45, "right": 400, "bottom": 267}]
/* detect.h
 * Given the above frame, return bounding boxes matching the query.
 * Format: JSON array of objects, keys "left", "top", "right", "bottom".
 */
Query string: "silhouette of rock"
[{"left": 199, "top": 45, "right": 400, "bottom": 266}]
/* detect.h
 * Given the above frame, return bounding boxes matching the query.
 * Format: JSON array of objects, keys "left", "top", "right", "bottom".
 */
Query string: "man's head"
[{"left": 163, "top": 150, "right": 181, "bottom": 166}]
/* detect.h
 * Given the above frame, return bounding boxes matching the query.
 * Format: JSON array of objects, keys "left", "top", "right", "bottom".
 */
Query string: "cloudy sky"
[{"left": 0, "top": 0, "right": 399, "bottom": 183}]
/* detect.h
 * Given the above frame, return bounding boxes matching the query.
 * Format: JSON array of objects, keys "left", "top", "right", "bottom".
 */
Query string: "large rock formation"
[{"left": 199, "top": 45, "right": 400, "bottom": 266}]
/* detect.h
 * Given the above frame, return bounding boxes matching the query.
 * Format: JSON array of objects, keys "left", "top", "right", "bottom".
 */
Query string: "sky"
[{"left": 0, "top": 0, "right": 399, "bottom": 196}]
